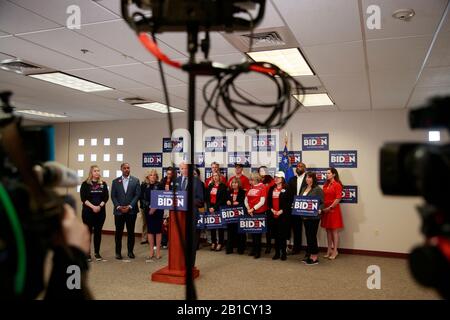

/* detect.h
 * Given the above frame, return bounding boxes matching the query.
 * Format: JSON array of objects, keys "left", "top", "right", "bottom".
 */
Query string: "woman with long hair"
[
  {"left": 321, "top": 167, "right": 344, "bottom": 260},
  {"left": 206, "top": 172, "right": 228, "bottom": 251},
  {"left": 80, "top": 165, "right": 109, "bottom": 261},
  {"left": 226, "top": 177, "right": 247, "bottom": 254}
]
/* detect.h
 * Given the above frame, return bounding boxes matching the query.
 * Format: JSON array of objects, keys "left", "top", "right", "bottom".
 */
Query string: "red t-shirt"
[
  {"left": 205, "top": 175, "right": 227, "bottom": 187},
  {"left": 246, "top": 183, "right": 267, "bottom": 214},
  {"left": 228, "top": 174, "right": 251, "bottom": 192},
  {"left": 210, "top": 185, "right": 218, "bottom": 205},
  {"left": 271, "top": 186, "right": 282, "bottom": 211}
]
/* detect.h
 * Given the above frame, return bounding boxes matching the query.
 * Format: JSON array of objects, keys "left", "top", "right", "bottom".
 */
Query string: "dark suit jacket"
[
  {"left": 206, "top": 182, "right": 228, "bottom": 211},
  {"left": 174, "top": 176, "right": 204, "bottom": 210},
  {"left": 288, "top": 174, "right": 307, "bottom": 196},
  {"left": 226, "top": 188, "right": 246, "bottom": 207},
  {"left": 111, "top": 175, "right": 141, "bottom": 215},
  {"left": 267, "top": 184, "right": 293, "bottom": 238}
]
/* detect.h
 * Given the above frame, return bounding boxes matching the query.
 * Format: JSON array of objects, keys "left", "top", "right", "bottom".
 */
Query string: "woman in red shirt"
[
  {"left": 321, "top": 167, "right": 344, "bottom": 260},
  {"left": 206, "top": 172, "right": 228, "bottom": 251},
  {"left": 245, "top": 173, "right": 268, "bottom": 259}
]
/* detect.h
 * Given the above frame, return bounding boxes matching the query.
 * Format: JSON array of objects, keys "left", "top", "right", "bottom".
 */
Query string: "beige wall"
[{"left": 54, "top": 109, "right": 430, "bottom": 254}]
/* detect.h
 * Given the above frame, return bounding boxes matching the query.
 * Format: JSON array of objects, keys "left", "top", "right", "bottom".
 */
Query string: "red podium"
[{"left": 151, "top": 210, "right": 200, "bottom": 284}]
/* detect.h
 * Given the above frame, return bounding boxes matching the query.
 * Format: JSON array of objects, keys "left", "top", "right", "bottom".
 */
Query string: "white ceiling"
[{"left": 0, "top": 0, "right": 449, "bottom": 123}]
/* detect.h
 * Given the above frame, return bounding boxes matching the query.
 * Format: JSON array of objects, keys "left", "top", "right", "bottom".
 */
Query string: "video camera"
[
  {"left": 380, "top": 96, "right": 450, "bottom": 299},
  {"left": 0, "top": 91, "right": 79, "bottom": 299}
]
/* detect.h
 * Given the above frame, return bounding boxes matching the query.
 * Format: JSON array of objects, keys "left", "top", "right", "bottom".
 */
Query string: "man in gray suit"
[{"left": 111, "top": 163, "right": 141, "bottom": 259}]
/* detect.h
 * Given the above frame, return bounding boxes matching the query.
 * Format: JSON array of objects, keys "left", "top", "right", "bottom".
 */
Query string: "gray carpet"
[{"left": 85, "top": 235, "right": 440, "bottom": 300}]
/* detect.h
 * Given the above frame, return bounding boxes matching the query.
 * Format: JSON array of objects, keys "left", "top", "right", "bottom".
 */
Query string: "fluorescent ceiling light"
[
  {"left": 293, "top": 93, "right": 334, "bottom": 107},
  {"left": 247, "top": 48, "right": 314, "bottom": 76},
  {"left": 28, "top": 72, "right": 113, "bottom": 92},
  {"left": 133, "top": 102, "right": 185, "bottom": 113},
  {"left": 428, "top": 131, "right": 440, "bottom": 142},
  {"left": 16, "top": 109, "right": 67, "bottom": 118}
]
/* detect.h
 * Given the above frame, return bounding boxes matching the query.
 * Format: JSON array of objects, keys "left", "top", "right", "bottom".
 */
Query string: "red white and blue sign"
[
  {"left": 329, "top": 150, "right": 357, "bottom": 168},
  {"left": 238, "top": 216, "right": 267, "bottom": 234},
  {"left": 142, "top": 153, "right": 162, "bottom": 167},
  {"left": 292, "top": 196, "right": 320, "bottom": 217},
  {"left": 197, "top": 214, "right": 205, "bottom": 229},
  {"left": 162, "top": 137, "right": 184, "bottom": 152},
  {"left": 150, "top": 190, "right": 187, "bottom": 211},
  {"left": 205, "top": 136, "right": 227, "bottom": 152},
  {"left": 227, "top": 152, "right": 251, "bottom": 167},
  {"left": 194, "top": 153, "right": 205, "bottom": 168},
  {"left": 252, "top": 135, "right": 276, "bottom": 151},
  {"left": 308, "top": 168, "right": 328, "bottom": 185},
  {"left": 278, "top": 151, "right": 302, "bottom": 166},
  {"left": 204, "top": 213, "right": 225, "bottom": 229},
  {"left": 205, "top": 167, "right": 228, "bottom": 180},
  {"left": 302, "top": 134, "right": 329, "bottom": 151},
  {"left": 341, "top": 185, "right": 358, "bottom": 204},
  {"left": 220, "top": 206, "right": 245, "bottom": 223}
]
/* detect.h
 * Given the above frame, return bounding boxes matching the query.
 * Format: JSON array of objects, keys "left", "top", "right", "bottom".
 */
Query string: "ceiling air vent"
[
  {"left": 0, "top": 58, "right": 53, "bottom": 75},
  {"left": 118, "top": 97, "right": 149, "bottom": 104},
  {"left": 241, "top": 31, "right": 286, "bottom": 48}
]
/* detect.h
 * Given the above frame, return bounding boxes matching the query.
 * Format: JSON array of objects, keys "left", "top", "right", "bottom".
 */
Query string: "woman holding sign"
[
  {"left": 143, "top": 169, "right": 164, "bottom": 261},
  {"left": 226, "top": 177, "right": 247, "bottom": 254},
  {"left": 207, "top": 172, "right": 228, "bottom": 251},
  {"left": 245, "top": 173, "right": 268, "bottom": 259},
  {"left": 321, "top": 168, "right": 344, "bottom": 260},
  {"left": 267, "top": 171, "right": 293, "bottom": 261},
  {"left": 300, "top": 172, "right": 324, "bottom": 265}
]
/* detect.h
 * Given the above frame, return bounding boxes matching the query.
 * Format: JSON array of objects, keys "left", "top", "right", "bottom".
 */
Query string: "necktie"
[{"left": 181, "top": 177, "right": 187, "bottom": 190}]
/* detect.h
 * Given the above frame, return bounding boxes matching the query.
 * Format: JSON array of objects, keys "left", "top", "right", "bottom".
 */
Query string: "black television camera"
[
  {"left": 0, "top": 91, "right": 79, "bottom": 299},
  {"left": 380, "top": 96, "right": 450, "bottom": 299}
]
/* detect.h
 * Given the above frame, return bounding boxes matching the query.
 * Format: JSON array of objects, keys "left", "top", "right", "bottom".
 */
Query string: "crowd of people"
[{"left": 79, "top": 161, "right": 344, "bottom": 265}]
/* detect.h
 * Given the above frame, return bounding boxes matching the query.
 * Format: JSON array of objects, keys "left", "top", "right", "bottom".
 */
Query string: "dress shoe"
[
  {"left": 141, "top": 240, "right": 149, "bottom": 245},
  {"left": 329, "top": 252, "right": 338, "bottom": 260},
  {"left": 254, "top": 252, "right": 261, "bottom": 259},
  {"left": 272, "top": 254, "right": 280, "bottom": 260},
  {"left": 265, "top": 247, "right": 271, "bottom": 254},
  {"left": 128, "top": 252, "right": 135, "bottom": 259},
  {"left": 115, "top": 254, "right": 122, "bottom": 260},
  {"left": 216, "top": 244, "right": 223, "bottom": 251},
  {"left": 248, "top": 251, "right": 255, "bottom": 256},
  {"left": 280, "top": 254, "right": 287, "bottom": 261},
  {"left": 210, "top": 243, "right": 217, "bottom": 251},
  {"left": 237, "top": 249, "right": 244, "bottom": 255}
]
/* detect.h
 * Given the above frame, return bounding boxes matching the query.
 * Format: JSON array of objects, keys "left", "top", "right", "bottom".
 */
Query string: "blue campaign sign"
[
  {"left": 142, "top": 152, "right": 162, "bottom": 167},
  {"left": 329, "top": 150, "right": 358, "bottom": 168},
  {"left": 252, "top": 135, "right": 276, "bottom": 151},
  {"left": 341, "top": 185, "right": 358, "bottom": 204},
  {"left": 308, "top": 168, "right": 328, "bottom": 185},
  {"left": 150, "top": 190, "right": 187, "bottom": 211},
  {"left": 302, "top": 133, "right": 329, "bottom": 151},
  {"left": 162, "top": 167, "right": 180, "bottom": 178},
  {"left": 204, "top": 214, "right": 224, "bottom": 229},
  {"left": 238, "top": 216, "right": 267, "bottom": 234},
  {"left": 292, "top": 196, "right": 320, "bottom": 217},
  {"left": 227, "top": 152, "right": 251, "bottom": 167},
  {"left": 162, "top": 137, "right": 184, "bottom": 152},
  {"left": 220, "top": 206, "right": 245, "bottom": 224},
  {"left": 197, "top": 214, "right": 205, "bottom": 230},
  {"left": 194, "top": 152, "right": 205, "bottom": 168},
  {"left": 205, "top": 136, "right": 227, "bottom": 152},
  {"left": 278, "top": 151, "right": 302, "bottom": 166},
  {"left": 205, "top": 167, "right": 228, "bottom": 180}
]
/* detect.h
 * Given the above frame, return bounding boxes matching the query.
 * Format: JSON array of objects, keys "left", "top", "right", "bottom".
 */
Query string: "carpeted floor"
[{"left": 85, "top": 235, "right": 440, "bottom": 300}]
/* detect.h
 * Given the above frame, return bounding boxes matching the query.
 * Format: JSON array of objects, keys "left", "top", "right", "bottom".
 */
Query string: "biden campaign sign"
[
  {"left": 302, "top": 133, "right": 329, "bottom": 151},
  {"left": 308, "top": 168, "right": 328, "bottom": 185},
  {"left": 150, "top": 190, "right": 187, "bottom": 211},
  {"left": 277, "top": 151, "right": 302, "bottom": 166},
  {"left": 252, "top": 135, "right": 276, "bottom": 151},
  {"left": 194, "top": 152, "right": 205, "bottom": 168},
  {"left": 238, "top": 216, "right": 267, "bottom": 234},
  {"left": 341, "top": 185, "right": 358, "bottom": 204},
  {"left": 205, "top": 167, "right": 228, "bottom": 180},
  {"left": 329, "top": 150, "right": 357, "bottom": 168},
  {"left": 205, "top": 136, "right": 227, "bottom": 152},
  {"left": 227, "top": 152, "right": 251, "bottom": 167},
  {"left": 162, "top": 137, "right": 184, "bottom": 152},
  {"left": 204, "top": 214, "right": 224, "bottom": 229},
  {"left": 196, "top": 214, "right": 205, "bottom": 229},
  {"left": 142, "top": 153, "right": 162, "bottom": 167},
  {"left": 162, "top": 167, "right": 181, "bottom": 178},
  {"left": 292, "top": 196, "right": 320, "bottom": 217},
  {"left": 220, "top": 206, "right": 245, "bottom": 223}
]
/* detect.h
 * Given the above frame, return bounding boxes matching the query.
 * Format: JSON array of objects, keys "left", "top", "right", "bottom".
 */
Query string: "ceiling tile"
[
  {"left": 408, "top": 85, "right": 450, "bottom": 108},
  {"left": 17, "top": 28, "right": 135, "bottom": 67},
  {"left": 417, "top": 66, "right": 450, "bottom": 87},
  {"left": 0, "top": 1, "right": 60, "bottom": 34},
  {"left": 68, "top": 68, "right": 146, "bottom": 90},
  {"left": 370, "top": 70, "right": 418, "bottom": 108},
  {"left": 10, "top": 0, "right": 119, "bottom": 25},
  {"left": 304, "top": 41, "right": 365, "bottom": 75},
  {"left": 0, "top": 35, "right": 92, "bottom": 70},
  {"left": 272, "top": 0, "right": 362, "bottom": 46},
  {"left": 425, "top": 31, "right": 450, "bottom": 67},
  {"left": 363, "top": 0, "right": 447, "bottom": 40},
  {"left": 320, "top": 73, "right": 371, "bottom": 110},
  {"left": 366, "top": 35, "right": 432, "bottom": 72}
]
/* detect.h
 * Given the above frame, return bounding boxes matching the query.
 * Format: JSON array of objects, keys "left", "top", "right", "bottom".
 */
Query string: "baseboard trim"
[{"left": 102, "top": 230, "right": 409, "bottom": 259}]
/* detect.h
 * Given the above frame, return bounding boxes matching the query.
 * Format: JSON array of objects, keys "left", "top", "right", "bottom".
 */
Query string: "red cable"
[
  {"left": 138, "top": 32, "right": 182, "bottom": 69},
  {"left": 249, "top": 64, "right": 277, "bottom": 76}
]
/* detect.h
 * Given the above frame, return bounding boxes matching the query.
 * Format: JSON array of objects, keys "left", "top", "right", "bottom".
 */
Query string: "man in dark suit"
[
  {"left": 111, "top": 163, "right": 141, "bottom": 260},
  {"left": 288, "top": 162, "right": 307, "bottom": 255},
  {"left": 175, "top": 162, "right": 204, "bottom": 266}
]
